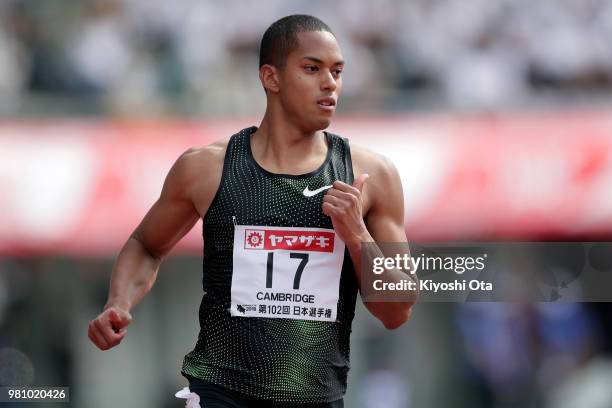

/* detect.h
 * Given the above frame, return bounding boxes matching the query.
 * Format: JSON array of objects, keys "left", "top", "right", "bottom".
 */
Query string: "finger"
[
  {"left": 87, "top": 322, "right": 99, "bottom": 345},
  {"left": 94, "top": 318, "right": 121, "bottom": 346},
  {"left": 109, "top": 309, "right": 120, "bottom": 322},
  {"left": 110, "top": 318, "right": 127, "bottom": 341},
  {"left": 322, "top": 193, "right": 346, "bottom": 208},
  {"left": 352, "top": 174, "right": 369, "bottom": 193},
  {"left": 90, "top": 330, "right": 108, "bottom": 350},
  {"left": 114, "top": 329, "right": 127, "bottom": 344},
  {"left": 325, "top": 188, "right": 358, "bottom": 204},
  {"left": 108, "top": 308, "right": 132, "bottom": 330},
  {"left": 89, "top": 322, "right": 109, "bottom": 350},
  {"left": 94, "top": 318, "right": 114, "bottom": 345},
  {"left": 322, "top": 201, "right": 341, "bottom": 217},
  {"left": 331, "top": 180, "right": 358, "bottom": 195}
]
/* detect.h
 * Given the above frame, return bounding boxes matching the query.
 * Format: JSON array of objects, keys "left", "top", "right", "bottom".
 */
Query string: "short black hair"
[{"left": 259, "top": 15, "right": 334, "bottom": 69}]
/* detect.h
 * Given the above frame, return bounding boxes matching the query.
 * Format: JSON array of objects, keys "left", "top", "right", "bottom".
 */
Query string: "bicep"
[
  {"left": 365, "top": 158, "right": 407, "bottom": 243},
  {"left": 131, "top": 152, "right": 200, "bottom": 259}
]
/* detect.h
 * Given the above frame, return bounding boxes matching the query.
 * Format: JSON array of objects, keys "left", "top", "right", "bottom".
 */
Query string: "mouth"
[{"left": 317, "top": 97, "right": 336, "bottom": 112}]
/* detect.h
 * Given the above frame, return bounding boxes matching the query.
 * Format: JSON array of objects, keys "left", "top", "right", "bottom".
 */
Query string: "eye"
[
  {"left": 333, "top": 68, "right": 343, "bottom": 76},
  {"left": 304, "top": 65, "right": 319, "bottom": 72}
]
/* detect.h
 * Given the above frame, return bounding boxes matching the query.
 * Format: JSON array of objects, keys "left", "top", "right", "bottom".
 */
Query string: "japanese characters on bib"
[{"left": 231, "top": 225, "right": 345, "bottom": 322}]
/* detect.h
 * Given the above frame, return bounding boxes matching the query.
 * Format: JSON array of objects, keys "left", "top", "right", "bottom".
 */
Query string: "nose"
[{"left": 321, "top": 70, "right": 337, "bottom": 92}]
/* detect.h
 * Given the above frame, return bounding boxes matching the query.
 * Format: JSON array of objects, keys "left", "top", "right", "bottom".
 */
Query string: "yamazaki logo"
[{"left": 244, "top": 229, "right": 334, "bottom": 253}]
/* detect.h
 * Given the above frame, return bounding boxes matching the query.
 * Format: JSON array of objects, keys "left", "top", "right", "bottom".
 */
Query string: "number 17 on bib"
[{"left": 231, "top": 225, "right": 346, "bottom": 322}]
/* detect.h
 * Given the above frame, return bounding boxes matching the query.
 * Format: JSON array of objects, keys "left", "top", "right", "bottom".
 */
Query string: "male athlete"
[{"left": 88, "top": 15, "right": 416, "bottom": 407}]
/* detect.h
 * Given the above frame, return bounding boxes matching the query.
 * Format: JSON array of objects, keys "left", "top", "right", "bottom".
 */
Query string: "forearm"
[
  {"left": 104, "top": 236, "right": 162, "bottom": 312},
  {"left": 347, "top": 233, "right": 417, "bottom": 328}
]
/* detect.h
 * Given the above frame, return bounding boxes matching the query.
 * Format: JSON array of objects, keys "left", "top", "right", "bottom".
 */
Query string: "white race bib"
[{"left": 231, "top": 225, "right": 345, "bottom": 322}]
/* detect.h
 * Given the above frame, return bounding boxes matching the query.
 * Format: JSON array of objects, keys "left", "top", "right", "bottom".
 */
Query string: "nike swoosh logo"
[{"left": 303, "top": 185, "right": 333, "bottom": 197}]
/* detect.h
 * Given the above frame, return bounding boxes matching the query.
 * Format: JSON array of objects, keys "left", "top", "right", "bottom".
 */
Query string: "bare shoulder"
[
  {"left": 179, "top": 139, "right": 228, "bottom": 174},
  {"left": 348, "top": 142, "right": 403, "bottom": 215},
  {"left": 349, "top": 143, "right": 399, "bottom": 183},
  {"left": 164, "top": 138, "right": 230, "bottom": 217}
]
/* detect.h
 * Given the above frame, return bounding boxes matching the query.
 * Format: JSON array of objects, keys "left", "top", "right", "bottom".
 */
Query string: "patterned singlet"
[{"left": 181, "top": 126, "right": 359, "bottom": 403}]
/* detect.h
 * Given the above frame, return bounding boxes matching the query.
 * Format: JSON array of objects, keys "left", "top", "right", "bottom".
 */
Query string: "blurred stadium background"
[{"left": 1, "top": 0, "right": 612, "bottom": 407}]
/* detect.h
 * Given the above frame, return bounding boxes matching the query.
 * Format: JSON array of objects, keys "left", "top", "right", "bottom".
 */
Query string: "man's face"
[{"left": 276, "top": 31, "right": 344, "bottom": 132}]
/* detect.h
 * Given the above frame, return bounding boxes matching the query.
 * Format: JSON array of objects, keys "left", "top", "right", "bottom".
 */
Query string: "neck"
[{"left": 251, "top": 109, "right": 328, "bottom": 175}]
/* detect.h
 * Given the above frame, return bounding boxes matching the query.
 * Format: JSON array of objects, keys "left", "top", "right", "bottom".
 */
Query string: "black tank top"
[{"left": 181, "top": 126, "right": 358, "bottom": 403}]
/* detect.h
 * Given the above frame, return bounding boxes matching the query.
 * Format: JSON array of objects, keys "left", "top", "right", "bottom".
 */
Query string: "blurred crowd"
[
  {"left": 1, "top": 0, "right": 612, "bottom": 116},
  {"left": 456, "top": 303, "right": 612, "bottom": 408}
]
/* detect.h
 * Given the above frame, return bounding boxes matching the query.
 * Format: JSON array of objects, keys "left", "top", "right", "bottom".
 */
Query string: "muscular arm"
[
  {"left": 104, "top": 149, "right": 202, "bottom": 313},
  {"left": 89, "top": 144, "right": 225, "bottom": 350},
  {"left": 352, "top": 155, "right": 416, "bottom": 329},
  {"left": 323, "top": 147, "right": 416, "bottom": 330}
]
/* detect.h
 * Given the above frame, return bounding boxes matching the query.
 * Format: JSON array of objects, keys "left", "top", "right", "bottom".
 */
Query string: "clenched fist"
[
  {"left": 88, "top": 307, "right": 132, "bottom": 350},
  {"left": 322, "top": 174, "right": 370, "bottom": 247}
]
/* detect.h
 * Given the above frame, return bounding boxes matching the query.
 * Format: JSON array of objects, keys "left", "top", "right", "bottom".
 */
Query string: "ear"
[{"left": 259, "top": 64, "right": 280, "bottom": 93}]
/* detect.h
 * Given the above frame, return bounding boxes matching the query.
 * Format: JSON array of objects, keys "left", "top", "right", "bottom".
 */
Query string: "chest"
[{"left": 205, "top": 174, "right": 337, "bottom": 230}]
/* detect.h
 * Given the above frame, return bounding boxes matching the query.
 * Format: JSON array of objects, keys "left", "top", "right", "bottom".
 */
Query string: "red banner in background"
[{"left": 1, "top": 112, "right": 611, "bottom": 255}]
